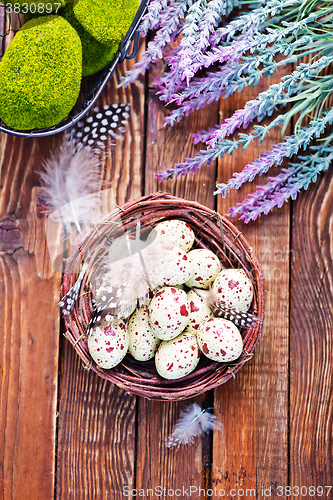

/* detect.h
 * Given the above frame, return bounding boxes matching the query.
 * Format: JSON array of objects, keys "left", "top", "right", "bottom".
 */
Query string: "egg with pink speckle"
[
  {"left": 155, "top": 330, "right": 200, "bottom": 379},
  {"left": 186, "top": 289, "right": 213, "bottom": 335},
  {"left": 212, "top": 268, "right": 253, "bottom": 311},
  {"left": 163, "top": 247, "right": 193, "bottom": 286},
  {"left": 148, "top": 219, "right": 195, "bottom": 252},
  {"left": 88, "top": 317, "right": 129, "bottom": 369},
  {"left": 148, "top": 287, "right": 190, "bottom": 340},
  {"left": 197, "top": 317, "right": 243, "bottom": 362},
  {"left": 185, "top": 249, "right": 221, "bottom": 289},
  {"left": 128, "top": 308, "right": 161, "bottom": 361}
]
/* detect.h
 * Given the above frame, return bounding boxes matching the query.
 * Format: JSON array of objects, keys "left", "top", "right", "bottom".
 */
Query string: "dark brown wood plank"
[
  {"left": 135, "top": 79, "right": 219, "bottom": 495},
  {"left": 56, "top": 47, "right": 146, "bottom": 500},
  {"left": 0, "top": 135, "right": 61, "bottom": 500},
  {"left": 57, "top": 342, "right": 137, "bottom": 500},
  {"left": 290, "top": 169, "right": 333, "bottom": 489},
  {"left": 213, "top": 76, "right": 290, "bottom": 498}
]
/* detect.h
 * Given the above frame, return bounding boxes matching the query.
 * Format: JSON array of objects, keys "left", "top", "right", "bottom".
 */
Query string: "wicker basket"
[
  {"left": 0, "top": 0, "right": 149, "bottom": 138},
  {"left": 62, "top": 192, "right": 265, "bottom": 401}
]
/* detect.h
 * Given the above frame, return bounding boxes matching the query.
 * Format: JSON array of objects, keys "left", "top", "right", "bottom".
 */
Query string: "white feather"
[
  {"left": 100, "top": 231, "right": 174, "bottom": 309},
  {"left": 39, "top": 140, "right": 103, "bottom": 243},
  {"left": 166, "top": 403, "right": 223, "bottom": 448}
]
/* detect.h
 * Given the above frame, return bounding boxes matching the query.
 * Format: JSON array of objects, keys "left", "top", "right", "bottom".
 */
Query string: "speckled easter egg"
[
  {"left": 197, "top": 317, "right": 243, "bottom": 362},
  {"left": 186, "top": 289, "right": 213, "bottom": 335},
  {"left": 148, "top": 287, "right": 190, "bottom": 340},
  {"left": 128, "top": 308, "right": 161, "bottom": 361},
  {"left": 88, "top": 317, "right": 129, "bottom": 369},
  {"left": 148, "top": 219, "right": 195, "bottom": 252},
  {"left": 212, "top": 268, "right": 253, "bottom": 311},
  {"left": 185, "top": 249, "right": 221, "bottom": 289},
  {"left": 163, "top": 247, "right": 194, "bottom": 286},
  {"left": 155, "top": 330, "right": 200, "bottom": 379}
]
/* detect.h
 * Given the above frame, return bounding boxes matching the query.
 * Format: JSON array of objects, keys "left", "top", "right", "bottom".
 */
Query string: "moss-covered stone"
[
  {"left": 73, "top": 0, "right": 140, "bottom": 45},
  {"left": 61, "top": 6, "right": 118, "bottom": 76},
  {"left": 0, "top": 15, "right": 82, "bottom": 130}
]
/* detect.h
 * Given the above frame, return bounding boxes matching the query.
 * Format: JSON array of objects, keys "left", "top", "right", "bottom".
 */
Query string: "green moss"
[
  {"left": 73, "top": 0, "right": 140, "bottom": 45},
  {"left": 61, "top": 6, "right": 118, "bottom": 76},
  {"left": 0, "top": 15, "right": 82, "bottom": 130}
]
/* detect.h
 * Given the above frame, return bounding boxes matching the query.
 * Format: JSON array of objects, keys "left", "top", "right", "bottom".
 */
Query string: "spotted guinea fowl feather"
[
  {"left": 59, "top": 262, "right": 89, "bottom": 315},
  {"left": 193, "top": 288, "right": 258, "bottom": 328},
  {"left": 69, "top": 103, "right": 130, "bottom": 148}
]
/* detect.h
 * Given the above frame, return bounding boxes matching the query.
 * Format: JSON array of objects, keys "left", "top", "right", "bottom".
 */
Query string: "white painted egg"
[
  {"left": 128, "top": 308, "right": 161, "bottom": 361},
  {"left": 185, "top": 249, "right": 221, "bottom": 289},
  {"left": 186, "top": 289, "right": 213, "bottom": 335},
  {"left": 88, "top": 317, "right": 129, "bottom": 369},
  {"left": 197, "top": 317, "right": 243, "bottom": 362},
  {"left": 212, "top": 268, "right": 253, "bottom": 311},
  {"left": 155, "top": 330, "right": 200, "bottom": 379},
  {"left": 148, "top": 219, "right": 195, "bottom": 252},
  {"left": 163, "top": 246, "right": 193, "bottom": 286},
  {"left": 148, "top": 287, "right": 190, "bottom": 340}
]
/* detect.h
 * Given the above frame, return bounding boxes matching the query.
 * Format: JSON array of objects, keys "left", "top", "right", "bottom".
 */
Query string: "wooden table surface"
[{"left": 0, "top": 35, "right": 332, "bottom": 500}]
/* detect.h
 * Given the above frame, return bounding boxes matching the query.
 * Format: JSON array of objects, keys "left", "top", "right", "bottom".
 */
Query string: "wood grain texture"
[
  {"left": 213, "top": 76, "right": 290, "bottom": 498},
  {"left": 1, "top": 12, "right": 333, "bottom": 500},
  {"left": 145, "top": 92, "right": 218, "bottom": 208},
  {"left": 290, "top": 168, "right": 333, "bottom": 487},
  {"left": 56, "top": 45, "right": 146, "bottom": 500},
  {"left": 57, "top": 341, "right": 137, "bottom": 500},
  {"left": 0, "top": 135, "right": 61, "bottom": 500}
]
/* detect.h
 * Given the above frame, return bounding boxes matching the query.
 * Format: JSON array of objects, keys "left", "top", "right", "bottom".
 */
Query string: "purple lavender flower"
[
  {"left": 139, "top": 0, "right": 169, "bottom": 36},
  {"left": 215, "top": 107, "right": 333, "bottom": 197},
  {"left": 119, "top": 0, "right": 194, "bottom": 87},
  {"left": 227, "top": 136, "right": 333, "bottom": 221},
  {"left": 125, "top": 0, "right": 333, "bottom": 221}
]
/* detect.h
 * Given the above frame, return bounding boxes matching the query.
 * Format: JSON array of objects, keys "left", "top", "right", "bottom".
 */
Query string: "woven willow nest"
[{"left": 62, "top": 192, "right": 264, "bottom": 401}]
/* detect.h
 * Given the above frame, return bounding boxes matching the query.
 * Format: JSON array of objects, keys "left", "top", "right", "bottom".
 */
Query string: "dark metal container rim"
[{"left": 0, "top": 0, "right": 150, "bottom": 137}]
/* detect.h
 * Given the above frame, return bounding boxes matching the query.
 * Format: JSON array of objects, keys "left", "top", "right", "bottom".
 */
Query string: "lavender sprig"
[
  {"left": 192, "top": 55, "right": 333, "bottom": 147},
  {"left": 215, "top": 107, "right": 333, "bottom": 196},
  {"left": 119, "top": 0, "right": 194, "bottom": 87},
  {"left": 200, "top": 11, "right": 322, "bottom": 70},
  {"left": 155, "top": 139, "right": 241, "bottom": 180},
  {"left": 139, "top": 0, "right": 169, "bottom": 35},
  {"left": 228, "top": 136, "right": 333, "bottom": 221},
  {"left": 167, "top": 0, "right": 241, "bottom": 83},
  {"left": 209, "top": 0, "right": 301, "bottom": 46},
  {"left": 128, "top": 0, "right": 333, "bottom": 221},
  {"left": 160, "top": 31, "right": 331, "bottom": 111}
]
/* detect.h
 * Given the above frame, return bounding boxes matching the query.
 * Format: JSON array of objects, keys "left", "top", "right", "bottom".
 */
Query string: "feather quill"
[
  {"left": 193, "top": 288, "right": 258, "bottom": 329},
  {"left": 166, "top": 403, "right": 223, "bottom": 448}
]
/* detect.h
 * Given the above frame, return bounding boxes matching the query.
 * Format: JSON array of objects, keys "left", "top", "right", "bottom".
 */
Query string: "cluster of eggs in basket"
[{"left": 88, "top": 220, "right": 254, "bottom": 380}]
